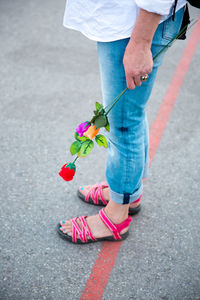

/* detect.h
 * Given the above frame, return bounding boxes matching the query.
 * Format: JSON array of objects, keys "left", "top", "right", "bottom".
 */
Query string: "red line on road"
[
  {"left": 149, "top": 18, "right": 200, "bottom": 165},
  {"left": 80, "top": 18, "right": 200, "bottom": 300}
]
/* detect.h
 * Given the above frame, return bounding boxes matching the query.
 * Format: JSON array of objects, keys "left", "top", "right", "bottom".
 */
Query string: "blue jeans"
[{"left": 97, "top": 8, "right": 184, "bottom": 204}]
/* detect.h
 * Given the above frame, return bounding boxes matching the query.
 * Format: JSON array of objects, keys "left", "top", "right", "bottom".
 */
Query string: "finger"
[
  {"left": 134, "top": 75, "right": 142, "bottom": 87},
  {"left": 126, "top": 73, "right": 135, "bottom": 90},
  {"left": 143, "top": 65, "right": 153, "bottom": 75}
]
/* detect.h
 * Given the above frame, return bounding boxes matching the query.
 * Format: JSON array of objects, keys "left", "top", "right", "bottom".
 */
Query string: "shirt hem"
[{"left": 63, "top": 24, "right": 132, "bottom": 42}]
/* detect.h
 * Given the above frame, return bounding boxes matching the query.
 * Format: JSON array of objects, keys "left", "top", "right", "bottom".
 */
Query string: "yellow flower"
[{"left": 83, "top": 125, "right": 99, "bottom": 140}]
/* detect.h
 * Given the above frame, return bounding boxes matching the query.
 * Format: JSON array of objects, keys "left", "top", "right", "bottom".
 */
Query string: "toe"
[
  {"left": 60, "top": 220, "right": 66, "bottom": 226},
  {"left": 59, "top": 220, "right": 72, "bottom": 233},
  {"left": 79, "top": 185, "right": 92, "bottom": 196},
  {"left": 61, "top": 220, "right": 71, "bottom": 229}
]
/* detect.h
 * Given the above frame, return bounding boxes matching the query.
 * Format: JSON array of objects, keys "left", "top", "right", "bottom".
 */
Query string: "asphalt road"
[{"left": 0, "top": 1, "right": 200, "bottom": 299}]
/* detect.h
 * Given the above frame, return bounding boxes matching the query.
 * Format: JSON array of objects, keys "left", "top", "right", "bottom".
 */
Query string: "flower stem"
[
  {"left": 73, "top": 156, "right": 79, "bottom": 164},
  {"left": 105, "top": 88, "right": 128, "bottom": 116},
  {"left": 104, "top": 88, "right": 126, "bottom": 111},
  {"left": 153, "top": 20, "right": 196, "bottom": 61}
]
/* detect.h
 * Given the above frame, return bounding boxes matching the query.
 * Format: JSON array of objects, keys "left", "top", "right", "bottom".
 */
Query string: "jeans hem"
[{"left": 109, "top": 184, "right": 143, "bottom": 205}]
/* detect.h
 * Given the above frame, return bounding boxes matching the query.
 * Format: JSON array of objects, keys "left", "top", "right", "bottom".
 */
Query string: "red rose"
[{"left": 59, "top": 163, "right": 76, "bottom": 181}]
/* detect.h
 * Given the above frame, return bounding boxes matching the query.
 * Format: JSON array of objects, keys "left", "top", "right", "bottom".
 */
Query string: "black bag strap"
[
  {"left": 172, "top": 0, "right": 191, "bottom": 40},
  {"left": 177, "top": 4, "right": 190, "bottom": 40},
  {"left": 172, "top": 0, "right": 178, "bottom": 21}
]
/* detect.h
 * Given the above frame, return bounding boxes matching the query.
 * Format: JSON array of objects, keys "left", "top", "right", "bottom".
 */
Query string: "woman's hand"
[
  {"left": 123, "top": 41, "right": 153, "bottom": 89},
  {"left": 123, "top": 8, "right": 161, "bottom": 90}
]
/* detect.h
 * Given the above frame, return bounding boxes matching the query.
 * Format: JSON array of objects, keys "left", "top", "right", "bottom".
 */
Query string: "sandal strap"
[
  {"left": 71, "top": 216, "right": 96, "bottom": 243},
  {"left": 85, "top": 182, "right": 109, "bottom": 205},
  {"left": 99, "top": 209, "right": 132, "bottom": 240},
  {"left": 79, "top": 216, "right": 96, "bottom": 242},
  {"left": 71, "top": 217, "right": 82, "bottom": 243}
]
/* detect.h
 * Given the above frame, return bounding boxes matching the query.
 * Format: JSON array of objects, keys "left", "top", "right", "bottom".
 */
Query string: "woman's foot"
[
  {"left": 79, "top": 183, "right": 141, "bottom": 209},
  {"left": 59, "top": 199, "right": 131, "bottom": 242}
]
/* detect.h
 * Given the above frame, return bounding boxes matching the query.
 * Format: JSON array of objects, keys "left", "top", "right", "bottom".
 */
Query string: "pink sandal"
[
  {"left": 77, "top": 182, "right": 142, "bottom": 215},
  {"left": 57, "top": 208, "right": 132, "bottom": 244}
]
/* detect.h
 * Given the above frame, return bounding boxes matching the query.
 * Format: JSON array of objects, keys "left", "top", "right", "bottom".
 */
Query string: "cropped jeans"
[{"left": 97, "top": 7, "right": 184, "bottom": 204}]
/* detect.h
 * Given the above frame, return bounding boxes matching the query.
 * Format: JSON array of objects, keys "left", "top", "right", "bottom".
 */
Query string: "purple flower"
[{"left": 76, "top": 121, "right": 90, "bottom": 137}]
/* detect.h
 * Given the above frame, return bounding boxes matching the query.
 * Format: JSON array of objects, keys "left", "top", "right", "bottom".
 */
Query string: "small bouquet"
[
  {"left": 59, "top": 89, "right": 127, "bottom": 181},
  {"left": 59, "top": 21, "right": 195, "bottom": 182}
]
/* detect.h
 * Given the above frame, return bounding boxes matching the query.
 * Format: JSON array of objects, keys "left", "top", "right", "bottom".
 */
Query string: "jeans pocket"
[{"left": 162, "top": 7, "right": 184, "bottom": 41}]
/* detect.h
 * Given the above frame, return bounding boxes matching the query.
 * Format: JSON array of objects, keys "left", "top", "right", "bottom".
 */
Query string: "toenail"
[
  {"left": 63, "top": 230, "right": 67, "bottom": 233},
  {"left": 62, "top": 221, "right": 65, "bottom": 224},
  {"left": 80, "top": 187, "right": 84, "bottom": 191}
]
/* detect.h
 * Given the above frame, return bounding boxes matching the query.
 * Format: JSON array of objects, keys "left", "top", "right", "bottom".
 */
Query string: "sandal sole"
[
  {"left": 77, "top": 189, "right": 141, "bottom": 215},
  {"left": 57, "top": 223, "right": 129, "bottom": 244}
]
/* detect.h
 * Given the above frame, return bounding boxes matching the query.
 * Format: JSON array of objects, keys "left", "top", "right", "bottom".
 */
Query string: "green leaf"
[
  {"left": 95, "top": 134, "right": 108, "bottom": 148},
  {"left": 96, "top": 102, "right": 103, "bottom": 111},
  {"left": 70, "top": 141, "right": 82, "bottom": 155},
  {"left": 105, "top": 122, "right": 110, "bottom": 132},
  {"left": 78, "top": 140, "right": 94, "bottom": 157},
  {"left": 90, "top": 114, "right": 99, "bottom": 123},
  {"left": 74, "top": 131, "right": 88, "bottom": 142},
  {"left": 94, "top": 115, "right": 108, "bottom": 128}
]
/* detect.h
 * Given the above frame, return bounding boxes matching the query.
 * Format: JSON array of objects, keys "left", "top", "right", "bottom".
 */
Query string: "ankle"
[{"left": 104, "top": 199, "right": 129, "bottom": 224}]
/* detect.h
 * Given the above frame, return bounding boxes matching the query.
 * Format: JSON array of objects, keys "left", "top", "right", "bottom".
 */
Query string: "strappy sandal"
[
  {"left": 77, "top": 182, "right": 142, "bottom": 215},
  {"left": 57, "top": 208, "right": 132, "bottom": 244}
]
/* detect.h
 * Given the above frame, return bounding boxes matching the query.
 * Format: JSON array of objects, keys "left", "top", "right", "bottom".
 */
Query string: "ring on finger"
[{"left": 140, "top": 74, "right": 149, "bottom": 82}]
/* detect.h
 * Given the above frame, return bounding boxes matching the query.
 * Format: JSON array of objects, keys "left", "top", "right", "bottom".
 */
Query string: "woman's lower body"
[
  {"left": 97, "top": 7, "right": 184, "bottom": 205},
  {"left": 58, "top": 8, "right": 184, "bottom": 243}
]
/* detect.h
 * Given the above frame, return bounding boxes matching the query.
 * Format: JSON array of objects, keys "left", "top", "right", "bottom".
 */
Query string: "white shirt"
[{"left": 63, "top": 0, "right": 186, "bottom": 42}]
